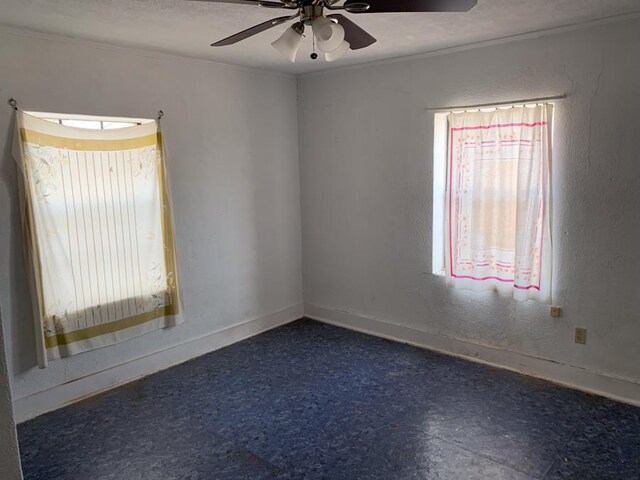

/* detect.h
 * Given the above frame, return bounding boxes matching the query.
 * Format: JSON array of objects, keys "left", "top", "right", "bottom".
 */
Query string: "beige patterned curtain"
[
  {"left": 445, "top": 104, "right": 552, "bottom": 303},
  {"left": 13, "top": 112, "right": 181, "bottom": 368}
]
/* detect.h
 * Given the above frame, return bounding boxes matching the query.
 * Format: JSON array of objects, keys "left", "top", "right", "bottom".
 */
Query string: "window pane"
[
  {"left": 61, "top": 119, "right": 103, "bottom": 130},
  {"left": 102, "top": 121, "right": 137, "bottom": 130}
]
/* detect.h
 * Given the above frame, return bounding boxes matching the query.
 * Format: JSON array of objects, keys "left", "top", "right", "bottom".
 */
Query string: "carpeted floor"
[{"left": 18, "top": 318, "right": 640, "bottom": 479}]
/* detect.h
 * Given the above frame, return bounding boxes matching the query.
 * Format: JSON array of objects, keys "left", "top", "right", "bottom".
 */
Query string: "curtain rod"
[
  {"left": 8, "top": 98, "right": 164, "bottom": 120},
  {"left": 425, "top": 94, "right": 566, "bottom": 112}
]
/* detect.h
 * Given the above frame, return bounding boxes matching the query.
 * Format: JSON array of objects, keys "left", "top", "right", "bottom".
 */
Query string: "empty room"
[{"left": 1, "top": 0, "right": 639, "bottom": 478}]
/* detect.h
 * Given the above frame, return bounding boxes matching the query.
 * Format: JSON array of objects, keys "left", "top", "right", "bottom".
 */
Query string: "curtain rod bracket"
[
  {"left": 157, "top": 110, "right": 164, "bottom": 120},
  {"left": 8, "top": 98, "right": 18, "bottom": 110}
]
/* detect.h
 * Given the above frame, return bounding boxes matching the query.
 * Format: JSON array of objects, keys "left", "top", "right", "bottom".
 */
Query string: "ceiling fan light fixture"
[
  {"left": 324, "top": 40, "right": 350, "bottom": 62},
  {"left": 312, "top": 16, "right": 345, "bottom": 53},
  {"left": 206, "top": 0, "right": 477, "bottom": 61},
  {"left": 271, "top": 22, "right": 304, "bottom": 62}
]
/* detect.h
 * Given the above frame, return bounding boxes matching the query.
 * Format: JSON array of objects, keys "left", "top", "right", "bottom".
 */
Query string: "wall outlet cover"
[{"left": 575, "top": 327, "right": 587, "bottom": 345}]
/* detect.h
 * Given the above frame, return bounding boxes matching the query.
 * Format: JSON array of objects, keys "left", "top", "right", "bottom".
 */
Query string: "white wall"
[
  {"left": 0, "top": 27, "right": 303, "bottom": 420},
  {"left": 0, "top": 303, "right": 22, "bottom": 480},
  {"left": 299, "top": 17, "right": 640, "bottom": 403}
]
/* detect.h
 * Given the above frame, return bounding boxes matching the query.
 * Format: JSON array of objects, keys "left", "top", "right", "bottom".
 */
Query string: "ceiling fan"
[{"left": 191, "top": 0, "right": 477, "bottom": 62}]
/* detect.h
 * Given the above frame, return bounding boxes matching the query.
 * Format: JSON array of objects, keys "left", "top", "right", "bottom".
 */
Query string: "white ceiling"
[{"left": 1, "top": 0, "right": 639, "bottom": 74}]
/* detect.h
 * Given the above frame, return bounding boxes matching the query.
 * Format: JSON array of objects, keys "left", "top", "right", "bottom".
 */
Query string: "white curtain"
[
  {"left": 13, "top": 112, "right": 182, "bottom": 367},
  {"left": 445, "top": 104, "right": 552, "bottom": 303}
]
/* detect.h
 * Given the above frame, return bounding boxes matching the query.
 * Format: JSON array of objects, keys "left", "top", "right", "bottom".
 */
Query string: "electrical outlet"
[
  {"left": 574, "top": 327, "right": 587, "bottom": 345},
  {"left": 550, "top": 306, "right": 561, "bottom": 318}
]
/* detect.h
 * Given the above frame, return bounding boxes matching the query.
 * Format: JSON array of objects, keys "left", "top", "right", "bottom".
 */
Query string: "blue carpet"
[{"left": 18, "top": 319, "right": 640, "bottom": 479}]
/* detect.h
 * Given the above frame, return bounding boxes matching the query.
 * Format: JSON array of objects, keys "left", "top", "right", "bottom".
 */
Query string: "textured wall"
[
  {"left": 0, "top": 303, "right": 22, "bottom": 479},
  {"left": 0, "top": 28, "right": 302, "bottom": 402},
  {"left": 298, "top": 18, "right": 640, "bottom": 389}
]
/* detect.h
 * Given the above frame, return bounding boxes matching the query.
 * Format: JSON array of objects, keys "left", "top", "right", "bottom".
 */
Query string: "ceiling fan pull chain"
[{"left": 310, "top": 33, "right": 318, "bottom": 60}]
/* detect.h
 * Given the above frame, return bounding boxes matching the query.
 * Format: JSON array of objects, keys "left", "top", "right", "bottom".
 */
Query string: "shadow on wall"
[{"left": 0, "top": 112, "right": 38, "bottom": 375}]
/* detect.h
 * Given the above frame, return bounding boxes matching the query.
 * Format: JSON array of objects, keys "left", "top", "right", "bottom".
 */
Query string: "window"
[
  {"left": 15, "top": 111, "right": 180, "bottom": 367},
  {"left": 29, "top": 111, "right": 150, "bottom": 130},
  {"left": 432, "top": 104, "right": 553, "bottom": 303}
]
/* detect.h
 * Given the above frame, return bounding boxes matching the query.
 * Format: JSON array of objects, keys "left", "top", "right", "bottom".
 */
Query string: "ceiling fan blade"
[
  {"left": 343, "top": 0, "right": 477, "bottom": 13},
  {"left": 211, "top": 15, "right": 297, "bottom": 46},
  {"left": 189, "top": 0, "right": 288, "bottom": 6},
  {"left": 327, "top": 14, "right": 376, "bottom": 50}
]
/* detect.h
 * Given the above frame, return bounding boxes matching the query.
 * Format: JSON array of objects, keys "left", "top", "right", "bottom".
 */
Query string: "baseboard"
[
  {"left": 14, "top": 304, "right": 303, "bottom": 423},
  {"left": 305, "top": 303, "right": 640, "bottom": 407}
]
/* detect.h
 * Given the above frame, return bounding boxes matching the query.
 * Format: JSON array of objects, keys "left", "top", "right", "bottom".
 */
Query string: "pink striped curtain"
[{"left": 445, "top": 104, "right": 552, "bottom": 303}]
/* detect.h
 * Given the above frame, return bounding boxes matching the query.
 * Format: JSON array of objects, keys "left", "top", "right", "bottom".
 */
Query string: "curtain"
[
  {"left": 13, "top": 112, "right": 181, "bottom": 367},
  {"left": 445, "top": 104, "right": 552, "bottom": 303}
]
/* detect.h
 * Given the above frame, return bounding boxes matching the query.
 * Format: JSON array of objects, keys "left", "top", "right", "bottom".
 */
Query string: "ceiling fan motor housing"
[{"left": 301, "top": 4, "right": 324, "bottom": 24}]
